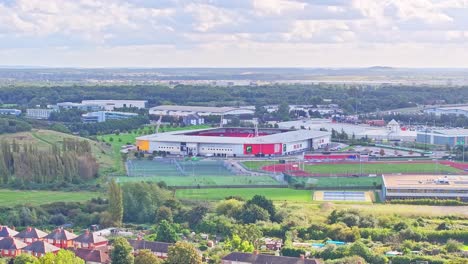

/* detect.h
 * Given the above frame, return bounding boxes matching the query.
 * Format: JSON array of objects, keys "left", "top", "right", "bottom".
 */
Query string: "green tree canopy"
[
  {"left": 111, "top": 237, "right": 134, "bottom": 264},
  {"left": 156, "top": 220, "right": 179, "bottom": 243},
  {"left": 167, "top": 241, "right": 202, "bottom": 264},
  {"left": 134, "top": 249, "right": 163, "bottom": 264}
]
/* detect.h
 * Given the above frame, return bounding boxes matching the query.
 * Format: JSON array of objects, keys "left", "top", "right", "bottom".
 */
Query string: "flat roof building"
[
  {"left": 424, "top": 105, "right": 468, "bottom": 117},
  {"left": 26, "top": 109, "right": 56, "bottom": 120},
  {"left": 417, "top": 129, "right": 468, "bottom": 147},
  {"left": 81, "top": 100, "right": 147, "bottom": 111},
  {"left": 81, "top": 111, "right": 138, "bottom": 123},
  {"left": 0, "top": 109, "right": 21, "bottom": 116},
  {"left": 137, "top": 127, "right": 330, "bottom": 157},
  {"left": 149, "top": 105, "right": 254, "bottom": 117},
  {"left": 382, "top": 174, "right": 468, "bottom": 201}
]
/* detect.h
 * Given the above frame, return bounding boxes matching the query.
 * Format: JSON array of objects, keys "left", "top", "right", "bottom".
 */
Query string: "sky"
[{"left": 1, "top": 0, "right": 468, "bottom": 68}]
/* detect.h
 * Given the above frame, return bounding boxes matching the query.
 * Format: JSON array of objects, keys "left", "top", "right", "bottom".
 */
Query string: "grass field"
[
  {"left": 0, "top": 189, "right": 101, "bottom": 206},
  {"left": 114, "top": 175, "right": 281, "bottom": 186},
  {"left": 176, "top": 188, "right": 313, "bottom": 202},
  {"left": 242, "top": 160, "right": 278, "bottom": 170},
  {"left": 243, "top": 161, "right": 463, "bottom": 174},
  {"left": 304, "top": 163, "right": 462, "bottom": 174},
  {"left": 290, "top": 176, "right": 382, "bottom": 187}
]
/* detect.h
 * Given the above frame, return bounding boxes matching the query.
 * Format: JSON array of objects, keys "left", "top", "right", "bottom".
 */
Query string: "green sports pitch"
[{"left": 0, "top": 189, "right": 101, "bottom": 206}]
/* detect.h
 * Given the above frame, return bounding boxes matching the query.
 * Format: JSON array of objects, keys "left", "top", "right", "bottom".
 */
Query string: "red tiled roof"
[{"left": 222, "top": 252, "right": 322, "bottom": 264}]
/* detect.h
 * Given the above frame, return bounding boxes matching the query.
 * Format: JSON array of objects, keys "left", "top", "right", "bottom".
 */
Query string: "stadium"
[{"left": 136, "top": 127, "right": 330, "bottom": 157}]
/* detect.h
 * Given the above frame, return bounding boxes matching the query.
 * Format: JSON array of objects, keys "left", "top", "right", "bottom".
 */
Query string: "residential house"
[
  {"left": 0, "top": 237, "right": 27, "bottom": 257},
  {"left": 45, "top": 228, "right": 78, "bottom": 248},
  {"left": 14, "top": 227, "right": 48, "bottom": 244},
  {"left": 221, "top": 252, "right": 322, "bottom": 264},
  {"left": 128, "top": 239, "right": 171, "bottom": 259},
  {"left": 263, "top": 238, "right": 283, "bottom": 251},
  {"left": 74, "top": 230, "right": 108, "bottom": 249},
  {"left": 0, "top": 226, "right": 18, "bottom": 238},
  {"left": 72, "top": 248, "right": 110, "bottom": 264},
  {"left": 22, "top": 240, "right": 60, "bottom": 258}
]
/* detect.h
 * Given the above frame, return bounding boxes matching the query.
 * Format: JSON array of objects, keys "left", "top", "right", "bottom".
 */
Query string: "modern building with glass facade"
[{"left": 416, "top": 129, "right": 468, "bottom": 147}]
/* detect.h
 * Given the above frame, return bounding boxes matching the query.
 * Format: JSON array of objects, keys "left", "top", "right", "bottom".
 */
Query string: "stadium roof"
[
  {"left": 137, "top": 127, "right": 330, "bottom": 144},
  {"left": 431, "top": 129, "right": 468, "bottom": 136},
  {"left": 383, "top": 174, "right": 468, "bottom": 189}
]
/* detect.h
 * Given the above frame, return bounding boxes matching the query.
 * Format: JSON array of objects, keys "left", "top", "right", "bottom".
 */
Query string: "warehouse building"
[
  {"left": 416, "top": 129, "right": 468, "bottom": 147},
  {"left": 0, "top": 109, "right": 21, "bottom": 116},
  {"left": 149, "top": 105, "right": 254, "bottom": 117},
  {"left": 81, "top": 111, "right": 138, "bottom": 123},
  {"left": 382, "top": 174, "right": 468, "bottom": 201},
  {"left": 136, "top": 127, "right": 330, "bottom": 157},
  {"left": 81, "top": 100, "right": 147, "bottom": 111},
  {"left": 424, "top": 105, "right": 468, "bottom": 117}
]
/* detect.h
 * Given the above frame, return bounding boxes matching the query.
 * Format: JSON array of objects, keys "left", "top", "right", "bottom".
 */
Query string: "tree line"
[
  {"left": 2, "top": 84, "right": 468, "bottom": 114},
  {"left": 0, "top": 139, "right": 98, "bottom": 185}
]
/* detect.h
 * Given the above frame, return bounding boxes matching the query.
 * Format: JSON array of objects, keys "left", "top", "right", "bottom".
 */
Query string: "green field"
[
  {"left": 242, "top": 160, "right": 278, "bottom": 170},
  {"left": 0, "top": 189, "right": 101, "bottom": 206},
  {"left": 242, "top": 161, "right": 463, "bottom": 174},
  {"left": 289, "top": 176, "right": 382, "bottom": 187},
  {"left": 304, "top": 163, "right": 462, "bottom": 174},
  {"left": 176, "top": 188, "right": 312, "bottom": 202},
  {"left": 114, "top": 175, "right": 281, "bottom": 186}
]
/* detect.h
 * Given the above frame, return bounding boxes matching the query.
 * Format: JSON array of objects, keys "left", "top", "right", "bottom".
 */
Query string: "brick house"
[
  {"left": 45, "top": 228, "right": 78, "bottom": 248},
  {"left": 14, "top": 227, "right": 48, "bottom": 244},
  {"left": 222, "top": 252, "right": 322, "bottom": 264},
  {"left": 128, "top": 239, "right": 171, "bottom": 259},
  {"left": 0, "top": 237, "right": 27, "bottom": 257},
  {"left": 22, "top": 240, "right": 60, "bottom": 258},
  {"left": 73, "top": 230, "right": 108, "bottom": 249},
  {"left": 72, "top": 248, "right": 110, "bottom": 264}
]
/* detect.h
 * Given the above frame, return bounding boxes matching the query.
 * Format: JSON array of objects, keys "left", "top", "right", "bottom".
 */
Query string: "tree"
[
  {"left": 14, "top": 254, "right": 37, "bottom": 264},
  {"left": 215, "top": 199, "right": 243, "bottom": 218},
  {"left": 156, "top": 220, "right": 179, "bottom": 243},
  {"left": 39, "top": 250, "right": 85, "bottom": 264},
  {"left": 246, "top": 195, "right": 276, "bottom": 221},
  {"left": 155, "top": 206, "right": 173, "bottom": 223},
  {"left": 108, "top": 178, "right": 123, "bottom": 227},
  {"left": 224, "top": 234, "right": 254, "bottom": 252},
  {"left": 238, "top": 204, "right": 270, "bottom": 224},
  {"left": 186, "top": 204, "right": 208, "bottom": 228},
  {"left": 167, "top": 241, "right": 202, "bottom": 264},
  {"left": 276, "top": 102, "right": 290, "bottom": 121},
  {"left": 111, "top": 237, "right": 134, "bottom": 264},
  {"left": 135, "top": 249, "right": 163, "bottom": 264}
]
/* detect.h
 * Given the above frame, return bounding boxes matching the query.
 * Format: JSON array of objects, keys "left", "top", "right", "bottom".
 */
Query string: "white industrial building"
[
  {"left": 81, "top": 100, "right": 147, "bottom": 111},
  {"left": 417, "top": 129, "right": 468, "bottom": 147},
  {"left": 136, "top": 127, "right": 330, "bottom": 157},
  {"left": 424, "top": 105, "right": 468, "bottom": 117},
  {"left": 26, "top": 109, "right": 57, "bottom": 120},
  {"left": 277, "top": 118, "right": 417, "bottom": 142},
  {"left": 81, "top": 111, "right": 138, "bottom": 123},
  {"left": 149, "top": 105, "right": 254, "bottom": 117}
]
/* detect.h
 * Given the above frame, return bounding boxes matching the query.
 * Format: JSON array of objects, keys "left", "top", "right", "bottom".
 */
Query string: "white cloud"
[{"left": 2, "top": 0, "right": 468, "bottom": 66}]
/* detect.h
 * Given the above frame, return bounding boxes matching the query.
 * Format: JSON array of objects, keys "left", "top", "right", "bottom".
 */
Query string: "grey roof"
[
  {"left": 137, "top": 128, "right": 330, "bottom": 145},
  {"left": 45, "top": 228, "right": 78, "bottom": 240},
  {"left": 432, "top": 129, "right": 468, "bottom": 136},
  {"left": 0, "top": 226, "right": 18, "bottom": 237},
  {"left": 150, "top": 105, "right": 250, "bottom": 113},
  {"left": 0, "top": 237, "right": 27, "bottom": 250},
  {"left": 14, "top": 227, "right": 48, "bottom": 239},
  {"left": 222, "top": 252, "right": 321, "bottom": 264},
  {"left": 23, "top": 240, "right": 60, "bottom": 254},
  {"left": 74, "top": 231, "right": 108, "bottom": 244},
  {"left": 128, "top": 239, "right": 171, "bottom": 253}
]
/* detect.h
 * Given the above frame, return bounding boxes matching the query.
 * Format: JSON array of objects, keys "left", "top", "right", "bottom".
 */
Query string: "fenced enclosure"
[{"left": 126, "top": 158, "right": 239, "bottom": 177}]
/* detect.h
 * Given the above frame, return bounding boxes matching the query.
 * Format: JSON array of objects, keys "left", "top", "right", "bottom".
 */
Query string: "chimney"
[
  {"left": 85, "top": 229, "right": 90, "bottom": 235},
  {"left": 253, "top": 250, "right": 259, "bottom": 255},
  {"left": 300, "top": 254, "right": 305, "bottom": 260},
  {"left": 12, "top": 226, "right": 15, "bottom": 230},
  {"left": 27, "top": 227, "right": 32, "bottom": 232}
]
